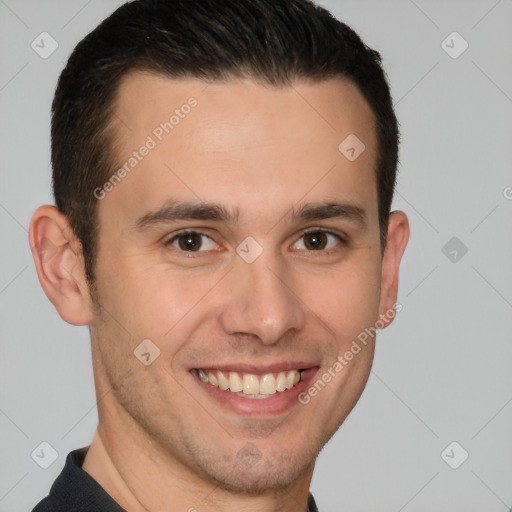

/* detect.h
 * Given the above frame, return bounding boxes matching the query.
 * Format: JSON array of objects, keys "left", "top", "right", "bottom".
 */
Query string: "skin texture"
[{"left": 29, "top": 73, "right": 409, "bottom": 512}]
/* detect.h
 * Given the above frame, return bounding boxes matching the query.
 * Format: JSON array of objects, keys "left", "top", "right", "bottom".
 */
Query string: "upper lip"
[{"left": 190, "top": 362, "right": 318, "bottom": 374}]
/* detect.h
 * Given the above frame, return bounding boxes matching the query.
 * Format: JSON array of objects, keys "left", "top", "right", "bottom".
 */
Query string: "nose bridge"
[{"left": 219, "top": 251, "right": 305, "bottom": 345}]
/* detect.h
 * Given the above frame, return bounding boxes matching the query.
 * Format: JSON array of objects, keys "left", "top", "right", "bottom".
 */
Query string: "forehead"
[
  {"left": 113, "top": 71, "right": 376, "bottom": 149},
  {"left": 103, "top": 71, "right": 378, "bottom": 225}
]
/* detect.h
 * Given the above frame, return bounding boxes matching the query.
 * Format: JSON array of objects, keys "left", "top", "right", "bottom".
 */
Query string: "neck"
[{"left": 83, "top": 417, "right": 313, "bottom": 512}]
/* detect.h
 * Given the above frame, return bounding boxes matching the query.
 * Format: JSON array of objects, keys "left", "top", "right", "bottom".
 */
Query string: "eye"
[
  {"left": 292, "top": 230, "right": 343, "bottom": 251},
  {"left": 167, "top": 231, "right": 218, "bottom": 252}
]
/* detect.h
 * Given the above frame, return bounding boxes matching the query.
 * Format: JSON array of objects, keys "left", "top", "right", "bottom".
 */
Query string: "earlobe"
[
  {"left": 377, "top": 210, "right": 409, "bottom": 328},
  {"left": 29, "top": 205, "right": 93, "bottom": 326}
]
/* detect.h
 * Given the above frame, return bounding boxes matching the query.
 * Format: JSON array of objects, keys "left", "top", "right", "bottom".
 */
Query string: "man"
[{"left": 29, "top": 0, "right": 409, "bottom": 510}]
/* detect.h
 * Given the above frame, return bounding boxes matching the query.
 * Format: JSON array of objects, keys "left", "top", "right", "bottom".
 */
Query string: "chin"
[{"left": 193, "top": 442, "right": 319, "bottom": 495}]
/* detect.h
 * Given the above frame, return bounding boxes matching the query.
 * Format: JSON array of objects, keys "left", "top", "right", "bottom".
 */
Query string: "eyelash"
[{"left": 164, "top": 228, "right": 346, "bottom": 255}]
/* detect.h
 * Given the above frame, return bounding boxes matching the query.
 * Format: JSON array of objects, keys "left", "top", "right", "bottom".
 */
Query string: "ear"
[
  {"left": 29, "top": 205, "right": 94, "bottom": 325},
  {"left": 377, "top": 210, "right": 409, "bottom": 328}
]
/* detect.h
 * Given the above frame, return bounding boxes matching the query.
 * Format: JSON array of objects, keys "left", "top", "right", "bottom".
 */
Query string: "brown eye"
[
  {"left": 303, "top": 231, "right": 328, "bottom": 250},
  {"left": 167, "top": 232, "right": 217, "bottom": 252},
  {"left": 178, "top": 233, "right": 203, "bottom": 251},
  {"left": 292, "top": 230, "right": 343, "bottom": 252}
]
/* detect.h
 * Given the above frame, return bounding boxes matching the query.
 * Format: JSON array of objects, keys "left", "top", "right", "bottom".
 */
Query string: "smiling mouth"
[{"left": 195, "top": 369, "right": 303, "bottom": 399}]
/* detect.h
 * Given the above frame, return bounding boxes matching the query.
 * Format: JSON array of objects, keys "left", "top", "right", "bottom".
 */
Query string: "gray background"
[{"left": 1, "top": 0, "right": 511, "bottom": 511}]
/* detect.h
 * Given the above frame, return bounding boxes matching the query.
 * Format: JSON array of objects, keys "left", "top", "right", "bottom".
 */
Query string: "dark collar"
[
  {"left": 307, "top": 492, "right": 320, "bottom": 512},
  {"left": 32, "top": 448, "right": 124, "bottom": 512}
]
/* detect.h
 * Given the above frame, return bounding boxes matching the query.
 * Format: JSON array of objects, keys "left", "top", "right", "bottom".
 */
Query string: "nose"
[{"left": 218, "top": 253, "right": 306, "bottom": 346}]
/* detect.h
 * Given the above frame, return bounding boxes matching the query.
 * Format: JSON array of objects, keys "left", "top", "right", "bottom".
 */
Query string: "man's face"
[{"left": 90, "top": 72, "right": 385, "bottom": 492}]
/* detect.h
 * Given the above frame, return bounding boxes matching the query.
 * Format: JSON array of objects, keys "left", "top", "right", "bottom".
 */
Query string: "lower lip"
[{"left": 191, "top": 368, "right": 319, "bottom": 417}]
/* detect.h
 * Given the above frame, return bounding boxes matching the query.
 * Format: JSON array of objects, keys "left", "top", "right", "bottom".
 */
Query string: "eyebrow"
[
  {"left": 134, "top": 200, "right": 367, "bottom": 231},
  {"left": 135, "top": 201, "right": 239, "bottom": 230},
  {"left": 290, "top": 201, "right": 366, "bottom": 226}
]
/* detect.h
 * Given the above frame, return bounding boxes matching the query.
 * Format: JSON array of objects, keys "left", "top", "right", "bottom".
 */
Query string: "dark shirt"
[{"left": 32, "top": 447, "right": 319, "bottom": 512}]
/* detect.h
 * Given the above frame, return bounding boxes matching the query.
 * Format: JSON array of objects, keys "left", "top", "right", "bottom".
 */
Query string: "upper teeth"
[{"left": 198, "top": 369, "right": 301, "bottom": 397}]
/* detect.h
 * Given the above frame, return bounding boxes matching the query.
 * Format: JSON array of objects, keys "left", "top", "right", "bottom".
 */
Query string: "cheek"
[
  {"left": 97, "top": 263, "right": 221, "bottom": 347},
  {"left": 298, "top": 259, "right": 382, "bottom": 341}
]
